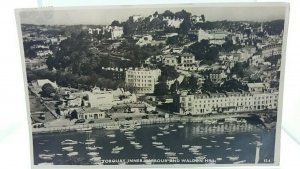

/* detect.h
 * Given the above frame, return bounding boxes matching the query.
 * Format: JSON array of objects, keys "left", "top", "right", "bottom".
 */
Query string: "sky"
[{"left": 19, "top": 4, "right": 288, "bottom": 25}]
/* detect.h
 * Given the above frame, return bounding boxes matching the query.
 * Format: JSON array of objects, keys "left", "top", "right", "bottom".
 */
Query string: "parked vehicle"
[
  {"left": 142, "top": 115, "right": 149, "bottom": 119},
  {"left": 125, "top": 117, "right": 133, "bottom": 121},
  {"left": 75, "top": 119, "right": 85, "bottom": 124}
]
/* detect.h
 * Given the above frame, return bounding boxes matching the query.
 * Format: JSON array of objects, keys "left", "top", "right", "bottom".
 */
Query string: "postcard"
[{"left": 15, "top": 2, "right": 289, "bottom": 167}]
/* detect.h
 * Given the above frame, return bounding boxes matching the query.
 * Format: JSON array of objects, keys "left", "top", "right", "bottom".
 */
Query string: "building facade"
[
  {"left": 125, "top": 67, "right": 161, "bottom": 94},
  {"left": 174, "top": 90, "right": 278, "bottom": 115},
  {"left": 163, "top": 55, "right": 178, "bottom": 66},
  {"left": 111, "top": 26, "right": 123, "bottom": 40}
]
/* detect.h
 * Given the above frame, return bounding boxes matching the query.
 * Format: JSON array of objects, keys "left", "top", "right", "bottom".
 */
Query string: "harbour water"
[{"left": 33, "top": 122, "right": 275, "bottom": 165}]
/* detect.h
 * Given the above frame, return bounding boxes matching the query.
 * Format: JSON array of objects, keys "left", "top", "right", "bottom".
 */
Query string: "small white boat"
[
  {"left": 151, "top": 136, "right": 157, "bottom": 140},
  {"left": 86, "top": 146, "right": 98, "bottom": 151},
  {"left": 215, "top": 145, "right": 220, "bottom": 148},
  {"left": 141, "top": 154, "right": 148, "bottom": 157},
  {"left": 226, "top": 155, "right": 239, "bottom": 161},
  {"left": 211, "top": 140, "right": 217, "bottom": 143},
  {"left": 86, "top": 139, "right": 95, "bottom": 142},
  {"left": 191, "top": 145, "right": 202, "bottom": 149},
  {"left": 233, "top": 160, "right": 246, "bottom": 164},
  {"left": 112, "top": 146, "right": 124, "bottom": 151},
  {"left": 107, "top": 134, "right": 116, "bottom": 138},
  {"left": 216, "top": 158, "right": 222, "bottom": 161},
  {"left": 201, "top": 137, "right": 207, "bottom": 140},
  {"left": 61, "top": 139, "right": 78, "bottom": 145},
  {"left": 56, "top": 154, "right": 63, "bottom": 156},
  {"left": 225, "top": 136, "right": 235, "bottom": 140},
  {"left": 152, "top": 142, "right": 163, "bottom": 145},
  {"left": 157, "top": 133, "right": 164, "bottom": 136},
  {"left": 87, "top": 152, "right": 99, "bottom": 156},
  {"left": 110, "top": 141, "right": 117, "bottom": 144},
  {"left": 178, "top": 152, "right": 183, "bottom": 155},
  {"left": 111, "top": 150, "right": 120, "bottom": 154},
  {"left": 155, "top": 145, "right": 165, "bottom": 149},
  {"left": 165, "top": 152, "right": 176, "bottom": 156},
  {"left": 124, "top": 131, "right": 134, "bottom": 135},
  {"left": 224, "top": 141, "right": 230, "bottom": 144},
  {"left": 178, "top": 125, "right": 184, "bottom": 128},
  {"left": 76, "top": 127, "right": 92, "bottom": 131},
  {"left": 171, "top": 129, "right": 177, "bottom": 132},
  {"left": 205, "top": 145, "right": 213, "bottom": 148},
  {"left": 163, "top": 131, "right": 170, "bottom": 134},
  {"left": 126, "top": 136, "right": 135, "bottom": 140},
  {"left": 67, "top": 152, "right": 78, "bottom": 157},
  {"left": 62, "top": 146, "right": 74, "bottom": 151},
  {"left": 235, "top": 149, "right": 242, "bottom": 152},
  {"left": 130, "top": 141, "right": 139, "bottom": 145},
  {"left": 85, "top": 141, "right": 95, "bottom": 145},
  {"left": 38, "top": 154, "right": 55, "bottom": 160},
  {"left": 134, "top": 144, "right": 143, "bottom": 149},
  {"left": 193, "top": 152, "right": 202, "bottom": 156},
  {"left": 105, "top": 125, "right": 119, "bottom": 130},
  {"left": 90, "top": 157, "right": 102, "bottom": 162},
  {"left": 163, "top": 148, "right": 170, "bottom": 151},
  {"left": 182, "top": 145, "right": 190, "bottom": 148}
]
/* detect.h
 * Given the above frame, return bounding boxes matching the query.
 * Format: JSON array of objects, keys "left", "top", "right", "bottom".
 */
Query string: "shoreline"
[{"left": 32, "top": 116, "right": 268, "bottom": 134}]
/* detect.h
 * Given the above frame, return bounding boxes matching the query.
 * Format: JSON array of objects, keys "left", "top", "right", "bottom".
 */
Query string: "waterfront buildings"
[
  {"left": 125, "top": 67, "right": 161, "bottom": 94},
  {"left": 209, "top": 69, "right": 227, "bottom": 83},
  {"left": 174, "top": 83, "right": 278, "bottom": 115},
  {"left": 163, "top": 55, "right": 178, "bottom": 66},
  {"left": 261, "top": 43, "right": 282, "bottom": 58},
  {"left": 78, "top": 107, "right": 105, "bottom": 120}
]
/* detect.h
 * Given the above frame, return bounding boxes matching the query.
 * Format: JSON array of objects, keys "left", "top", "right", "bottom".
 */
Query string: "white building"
[
  {"left": 78, "top": 107, "right": 105, "bottom": 120},
  {"left": 177, "top": 53, "right": 200, "bottom": 71},
  {"left": 132, "top": 15, "right": 143, "bottom": 22},
  {"left": 86, "top": 87, "right": 114, "bottom": 109},
  {"left": 261, "top": 43, "right": 282, "bottom": 58},
  {"left": 210, "top": 69, "right": 227, "bottom": 83},
  {"left": 136, "top": 35, "right": 153, "bottom": 46},
  {"left": 125, "top": 67, "right": 161, "bottom": 94},
  {"left": 174, "top": 90, "right": 278, "bottom": 115},
  {"left": 198, "top": 29, "right": 212, "bottom": 42},
  {"left": 191, "top": 15, "right": 204, "bottom": 23},
  {"left": 33, "top": 79, "right": 58, "bottom": 90},
  {"left": 111, "top": 26, "right": 123, "bottom": 40},
  {"left": 163, "top": 17, "right": 183, "bottom": 28},
  {"left": 163, "top": 55, "right": 178, "bottom": 66}
]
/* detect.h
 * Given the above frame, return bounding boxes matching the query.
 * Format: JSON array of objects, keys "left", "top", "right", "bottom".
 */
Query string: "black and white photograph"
[{"left": 16, "top": 3, "right": 288, "bottom": 166}]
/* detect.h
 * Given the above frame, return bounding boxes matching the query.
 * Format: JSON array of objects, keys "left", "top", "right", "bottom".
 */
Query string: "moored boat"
[{"left": 61, "top": 139, "right": 78, "bottom": 145}]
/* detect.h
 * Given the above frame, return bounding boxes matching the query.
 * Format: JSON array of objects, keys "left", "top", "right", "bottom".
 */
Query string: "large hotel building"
[
  {"left": 174, "top": 83, "right": 278, "bottom": 115},
  {"left": 125, "top": 67, "right": 161, "bottom": 94}
]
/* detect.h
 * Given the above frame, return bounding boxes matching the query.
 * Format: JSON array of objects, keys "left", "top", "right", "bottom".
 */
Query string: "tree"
[
  {"left": 111, "top": 20, "right": 121, "bottom": 26},
  {"left": 201, "top": 14, "right": 206, "bottom": 22},
  {"left": 41, "top": 83, "right": 56, "bottom": 98},
  {"left": 154, "top": 82, "right": 169, "bottom": 96},
  {"left": 230, "top": 62, "right": 249, "bottom": 78},
  {"left": 170, "top": 80, "right": 180, "bottom": 94},
  {"left": 189, "top": 75, "right": 199, "bottom": 93},
  {"left": 46, "top": 56, "right": 55, "bottom": 71},
  {"left": 70, "top": 110, "right": 78, "bottom": 120}
]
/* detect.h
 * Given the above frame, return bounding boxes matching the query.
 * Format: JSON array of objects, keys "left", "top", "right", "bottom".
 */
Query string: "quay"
[{"left": 32, "top": 116, "right": 263, "bottom": 134}]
